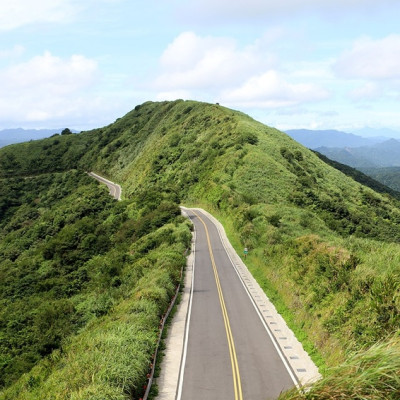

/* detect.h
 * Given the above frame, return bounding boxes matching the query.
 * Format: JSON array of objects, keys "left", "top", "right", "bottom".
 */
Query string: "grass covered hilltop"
[{"left": 1, "top": 100, "right": 400, "bottom": 399}]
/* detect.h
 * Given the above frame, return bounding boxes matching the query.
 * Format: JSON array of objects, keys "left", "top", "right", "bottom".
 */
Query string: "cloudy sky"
[{"left": 0, "top": 0, "right": 399, "bottom": 132}]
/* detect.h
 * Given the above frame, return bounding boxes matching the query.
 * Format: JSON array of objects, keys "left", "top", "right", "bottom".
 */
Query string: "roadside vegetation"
[
  {"left": 279, "top": 335, "right": 400, "bottom": 400},
  {"left": 1, "top": 100, "right": 400, "bottom": 398},
  {"left": 0, "top": 170, "right": 191, "bottom": 399}
]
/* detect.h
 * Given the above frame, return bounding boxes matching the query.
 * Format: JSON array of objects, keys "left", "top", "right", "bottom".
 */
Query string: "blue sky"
[{"left": 0, "top": 0, "right": 399, "bottom": 133}]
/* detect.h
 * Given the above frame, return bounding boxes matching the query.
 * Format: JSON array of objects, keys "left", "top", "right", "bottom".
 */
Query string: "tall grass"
[{"left": 280, "top": 335, "right": 400, "bottom": 400}]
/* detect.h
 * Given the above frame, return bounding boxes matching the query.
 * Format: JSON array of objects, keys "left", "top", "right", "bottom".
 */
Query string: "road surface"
[
  {"left": 177, "top": 209, "right": 297, "bottom": 400},
  {"left": 88, "top": 172, "right": 122, "bottom": 200}
]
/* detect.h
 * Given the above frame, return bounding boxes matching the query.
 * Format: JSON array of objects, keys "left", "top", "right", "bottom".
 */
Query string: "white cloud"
[
  {"left": 349, "top": 82, "right": 382, "bottom": 100},
  {"left": 156, "top": 90, "right": 192, "bottom": 101},
  {"left": 154, "top": 32, "right": 330, "bottom": 110},
  {"left": 154, "top": 31, "right": 276, "bottom": 91},
  {"left": 220, "top": 71, "right": 330, "bottom": 108},
  {"left": 0, "top": 45, "right": 25, "bottom": 59},
  {"left": 0, "top": 0, "right": 122, "bottom": 30},
  {"left": 181, "top": 0, "right": 398, "bottom": 21},
  {"left": 1, "top": 52, "right": 98, "bottom": 95},
  {"left": 335, "top": 35, "right": 400, "bottom": 80},
  {"left": 0, "top": 0, "right": 80, "bottom": 30},
  {"left": 0, "top": 52, "right": 99, "bottom": 124},
  {"left": 290, "top": 61, "right": 334, "bottom": 80}
]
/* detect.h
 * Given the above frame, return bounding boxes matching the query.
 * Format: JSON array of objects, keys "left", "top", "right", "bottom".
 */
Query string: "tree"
[{"left": 61, "top": 128, "right": 72, "bottom": 135}]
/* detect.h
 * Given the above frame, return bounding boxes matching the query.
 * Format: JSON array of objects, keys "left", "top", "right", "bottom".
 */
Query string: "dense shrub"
[{"left": 0, "top": 170, "right": 191, "bottom": 398}]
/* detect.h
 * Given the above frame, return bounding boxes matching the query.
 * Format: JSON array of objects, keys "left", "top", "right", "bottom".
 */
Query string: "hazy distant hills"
[
  {"left": 0, "top": 128, "right": 78, "bottom": 148},
  {"left": 285, "top": 129, "right": 386, "bottom": 149},
  {"left": 352, "top": 127, "right": 400, "bottom": 138},
  {"left": 286, "top": 129, "right": 386, "bottom": 149},
  {"left": 286, "top": 128, "right": 400, "bottom": 191},
  {"left": 316, "top": 139, "right": 400, "bottom": 168},
  {"left": 286, "top": 129, "right": 400, "bottom": 168},
  {"left": 361, "top": 166, "right": 400, "bottom": 192}
]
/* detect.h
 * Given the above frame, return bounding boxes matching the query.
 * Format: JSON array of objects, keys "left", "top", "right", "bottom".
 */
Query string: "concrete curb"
[
  {"left": 142, "top": 252, "right": 187, "bottom": 400},
  {"left": 155, "top": 209, "right": 195, "bottom": 399}
]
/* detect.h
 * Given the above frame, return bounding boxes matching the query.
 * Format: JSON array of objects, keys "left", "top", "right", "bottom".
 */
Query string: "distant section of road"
[{"left": 88, "top": 172, "right": 122, "bottom": 200}]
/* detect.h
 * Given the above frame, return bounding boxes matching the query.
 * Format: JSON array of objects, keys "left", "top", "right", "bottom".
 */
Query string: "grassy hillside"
[
  {"left": 0, "top": 171, "right": 191, "bottom": 398},
  {"left": 1, "top": 100, "right": 400, "bottom": 398}
]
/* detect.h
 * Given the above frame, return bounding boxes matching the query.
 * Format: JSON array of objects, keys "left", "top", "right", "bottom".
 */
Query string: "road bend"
[
  {"left": 88, "top": 172, "right": 122, "bottom": 200},
  {"left": 178, "top": 209, "right": 296, "bottom": 400}
]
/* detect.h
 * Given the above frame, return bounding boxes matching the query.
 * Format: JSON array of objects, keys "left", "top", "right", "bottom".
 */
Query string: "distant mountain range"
[
  {"left": 352, "top": 127, "right": 400, "bottom": 139},
  {"left": 316, "top": 139, "right": 400, "bottom": 168},
  {"left": 285, "top": 129, "right": 387, "bottom": 149},
  {"left": 0, "top": 128, "right": 79, "bottom": 148},
  {"left": 285, "top": 129, "right": 400, "bottom": 168},
  {"left": 285, "top": 128, "right": 400, "bottom": 192}
]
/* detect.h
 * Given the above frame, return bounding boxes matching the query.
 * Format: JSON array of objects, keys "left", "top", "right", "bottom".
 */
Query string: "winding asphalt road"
[
  {"left": 88, "top": 172, "right": 122, "bottom": 200},
  {"left": 85, "top": 173, "right": 307, "bottom": 398},
  {"left": 177, "top": 209, "right": 297, "bottom": 400}
]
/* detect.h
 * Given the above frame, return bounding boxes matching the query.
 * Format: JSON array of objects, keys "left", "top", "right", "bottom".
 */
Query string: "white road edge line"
[
  {"left": 194, "top": 208, "right": 300, "bottom": 388},
  {"left": 176, "top": 211, "right": 196, "bottom": 400}
]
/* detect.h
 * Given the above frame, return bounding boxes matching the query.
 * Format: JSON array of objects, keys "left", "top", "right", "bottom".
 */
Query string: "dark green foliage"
[
  {"left": 0, "top": 172, "right": 116, "bottom": 387},
  {"left": 0, "top": 168, "right": 190, "bottom": 396},
  {"left": 282, "top": 151, "right": 400, "bottom": 242}
]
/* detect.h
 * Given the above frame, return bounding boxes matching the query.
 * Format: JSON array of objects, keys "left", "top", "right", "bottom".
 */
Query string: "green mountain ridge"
[{"left": 1, "top": 100, "right": 400, "bottom": 399}]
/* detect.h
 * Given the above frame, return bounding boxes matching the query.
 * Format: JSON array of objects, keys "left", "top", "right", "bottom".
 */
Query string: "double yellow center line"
[{"left": 193, "top": 211, "right": 243, "bottom": 400}]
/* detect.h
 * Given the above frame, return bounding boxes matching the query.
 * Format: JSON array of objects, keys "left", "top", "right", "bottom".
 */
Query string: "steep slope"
[
  {"left": 1, "top": 100, "right": 400, "bottom": 398},
  {"left": 0, "top": 173, "right": 190, "bottom": 400},
  {"left": 80, "top": 100, "right": 400, "bottom": 242}
]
